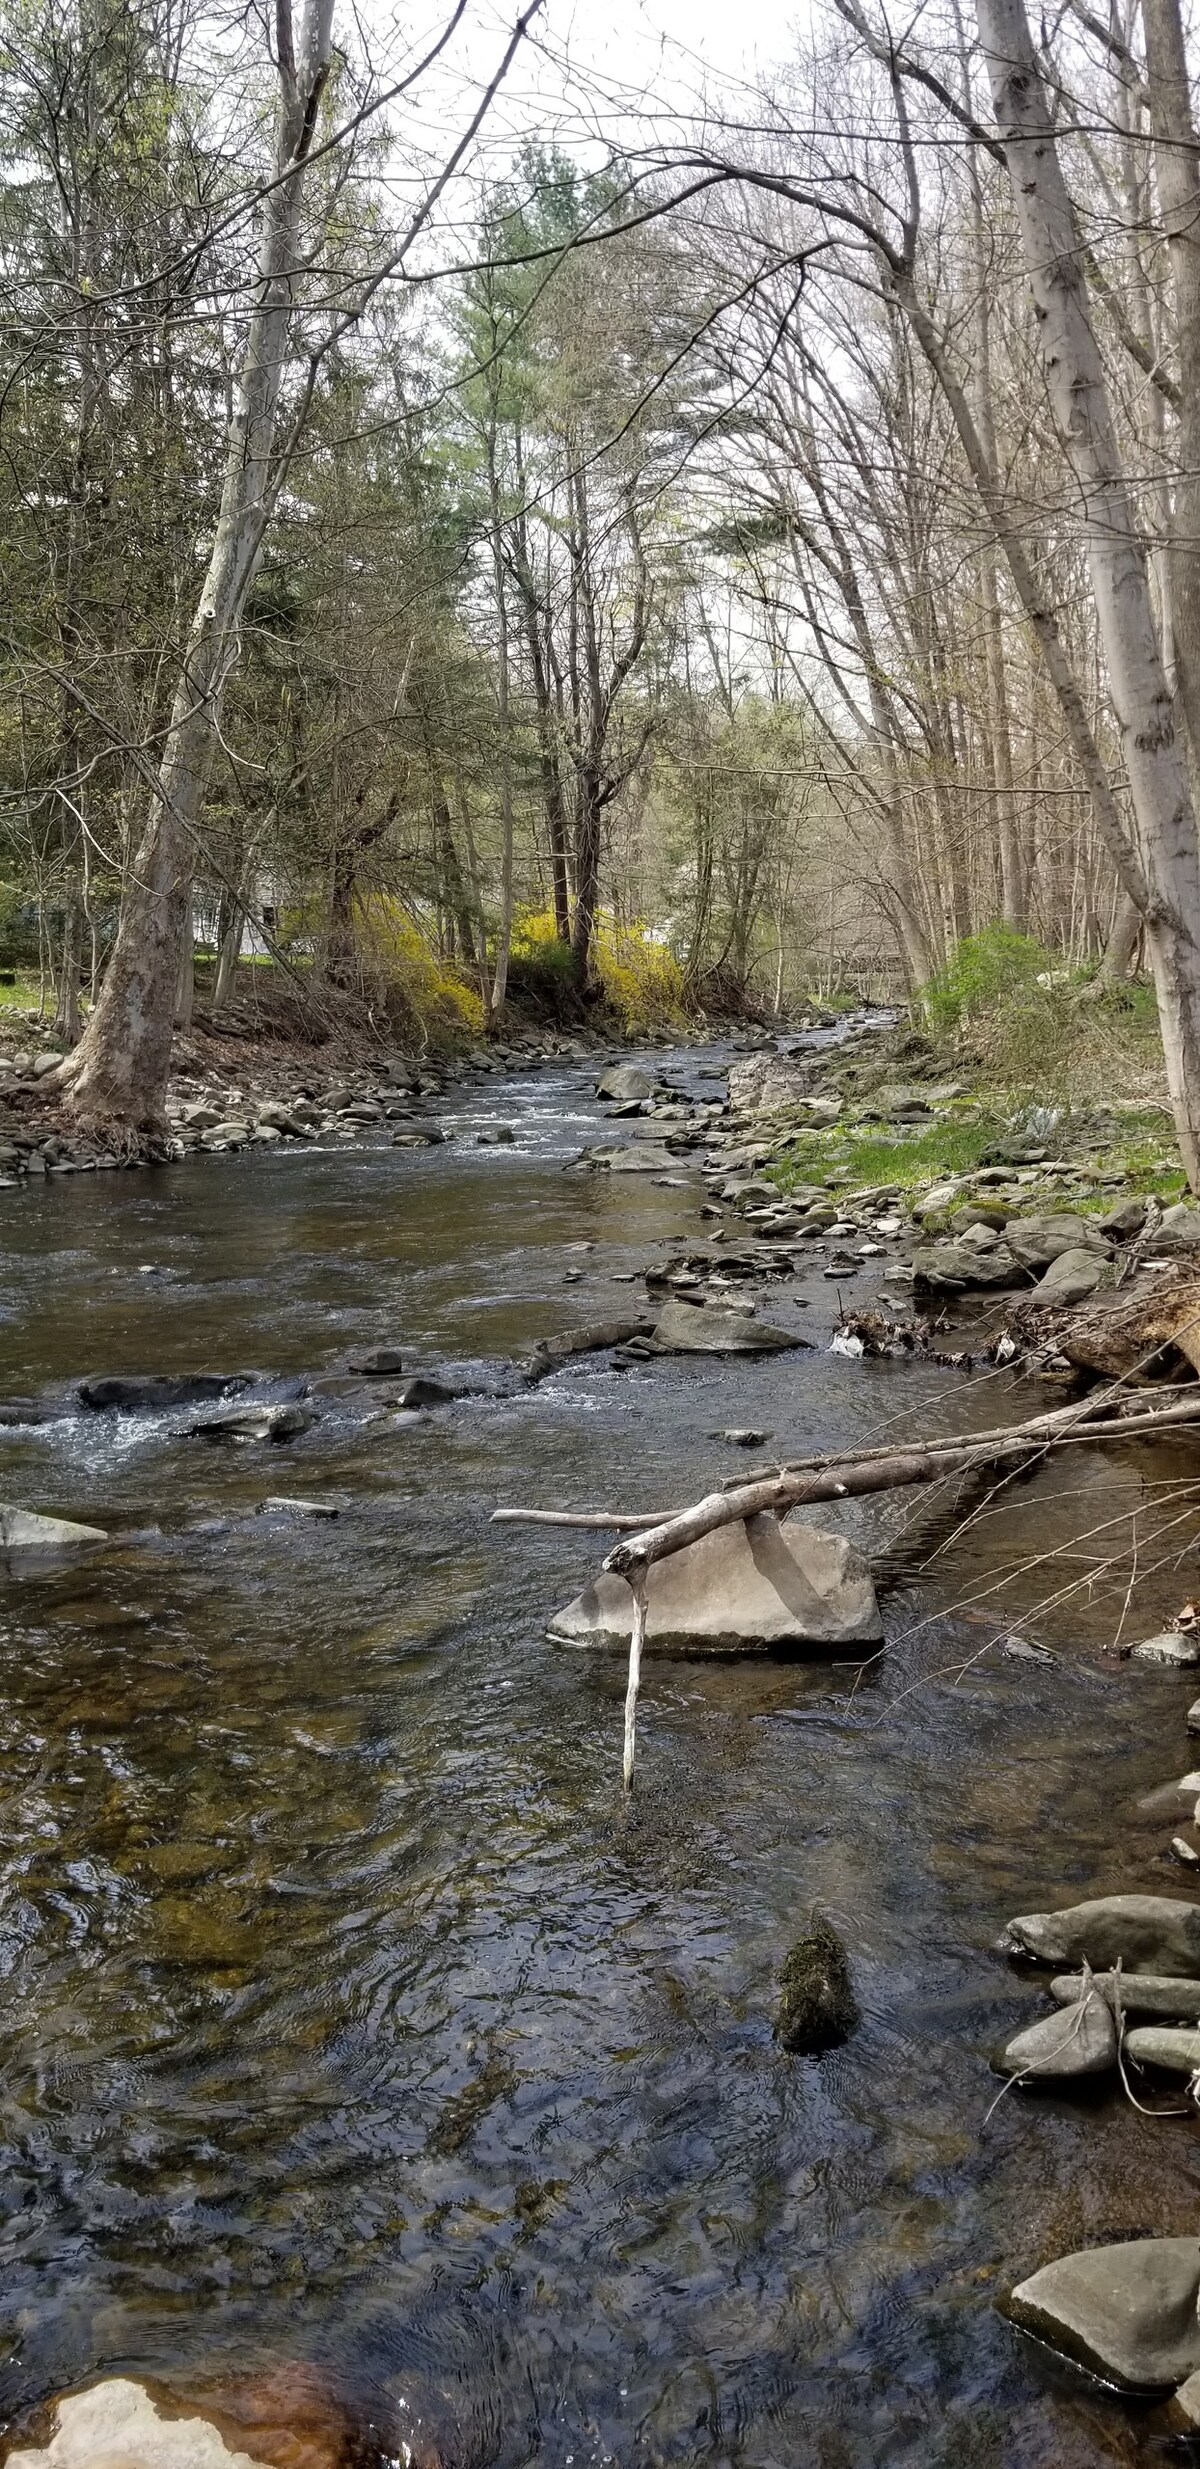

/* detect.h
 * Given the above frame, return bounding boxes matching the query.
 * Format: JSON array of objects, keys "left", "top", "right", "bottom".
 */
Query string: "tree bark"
[
  {"left": 55, "top": 0, "right": 335, "bottom": 1128},
  {"left": 974, "top": 0, "right": 1200, "bottom": 1186},
  {"left": 1140, "top": 0, "right": 1200, "bottom": 803}
]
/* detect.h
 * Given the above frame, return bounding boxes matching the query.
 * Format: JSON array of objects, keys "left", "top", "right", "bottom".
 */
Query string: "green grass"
[
  {"left": 0, "top": 972, "right": 44, "bottom": 1011},
  {"left": 769, "top": 1103, "right": 1189, "bottom": 1203},
  {"left": 770, "top": 1114, "right": 1012, "bottom": 1194}
]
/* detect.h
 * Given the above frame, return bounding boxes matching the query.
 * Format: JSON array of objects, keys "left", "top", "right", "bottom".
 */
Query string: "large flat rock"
[
  {"left": 651, "top": 1299, "right": 800, "bottom": 1353},
  {"left": 1008, "top": 2237, "right": 1200, "bottom": 2389},
  {"left": 548, "top": 1514, "right": 882, "bottom": 1653}
]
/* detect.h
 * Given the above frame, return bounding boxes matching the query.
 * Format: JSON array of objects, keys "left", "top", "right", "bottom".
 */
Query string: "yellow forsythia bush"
[
  {"left": 355, "top": 895, "right": 487, "bottom": 1036},
  {"left": 511, "top": 904, "right": 686, "bottom": 1029}
]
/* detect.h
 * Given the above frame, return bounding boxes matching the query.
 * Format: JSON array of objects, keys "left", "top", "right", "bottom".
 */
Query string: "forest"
[{"left": 5, "top": 0, "right": 1200, "bottom": 1156}]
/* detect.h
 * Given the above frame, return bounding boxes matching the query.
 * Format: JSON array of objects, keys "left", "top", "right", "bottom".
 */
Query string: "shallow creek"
[{"left": 0, "top": 1041, "right": 1197, "bottom": 2467}]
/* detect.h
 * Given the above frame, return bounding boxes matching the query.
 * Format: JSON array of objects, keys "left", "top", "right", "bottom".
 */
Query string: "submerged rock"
[
  {"left": 548, "top": 1514, "right": 882, "bottom": 1653},
  {"left": 78, "top": 1373, "right": 254, "bottom": 1411},
  {"left": 1007, "top": 2237, "right": 1200, "bottom": 2389},
  {"left": 994, "top": 1981, "right": 1117, "bottom": 2080},
  {"left": 1000, "top": 1893, "right": 1200, "bottom": 1976},
  {"left": 5, "top": 2378, "right": 262, "bottom": 2466},
  {"left": 395, "top": 1375, "right": 456, "bottom": 1408},
  {"left": 650, "top": 1299, "right": 801, "bottom": 1353},
  {"left": 776, "top": 1916, "right": 859, "bottom": 2052}
]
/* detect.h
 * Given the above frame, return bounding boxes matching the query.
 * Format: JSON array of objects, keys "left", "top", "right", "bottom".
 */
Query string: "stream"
[{"left": 0, "top": 1037, "right": 1197, "bottom": 2467}]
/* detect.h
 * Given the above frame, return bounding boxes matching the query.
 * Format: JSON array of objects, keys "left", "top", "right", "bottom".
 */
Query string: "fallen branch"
[{"left": 602, "top": 1393, "right": 1200, "bottom": 1579}]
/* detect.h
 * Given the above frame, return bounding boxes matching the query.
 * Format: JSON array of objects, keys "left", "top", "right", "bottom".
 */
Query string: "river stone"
[
  {"left": 776, "top": 1916, "right": 859, "bottom": 2051},
  {"left": 79, "top": 1373, "right": 256, "bottom": 1411},
  {"left": 911, "top": 1241, "right": 1021, "bottom": 1292},
  {"left": 1136, "top": 1770, "right": 1200, "bottom": 1816},
  {"left": 1126, "top": 2024, "right": 1200, "bottom": 2072},
  {"left": 1008, "top": 2238, "right": 1200, "bottom": 2389},
  {"left": 1099, "top": 1196, "right": 1148, "bottom": 1240},
  {"left": 651, "top": 1299, "right": 801, "bottom": 1353},
  {"left": 1160, "top": 1201, "right": 1200, "bottom": 1246},
  {"left": 1132, "top": 1629, "right": 1200, "bottom": 1667},
  {"left": 4, "top": 2378, "right": 264, "bottom": 2467},
  {"left": 1051, "top": 1970, "right": 1200, "bottom": 2020},
  {"left": 349, "top": 1346, "right": 405, "bottom": 1375},
  {"left": 994, "top": 1982, "right": 1117, "bottom": 2079},
  {"left": 0, "top": 1506, "right": 107, "bottom": 1554},
  {"left": 1030, "top": 1247, "right": 1106, "bottom": 1306},
  {"left": 1000, "top": 1893, "right": 1200, "bottom": 1975},
  {"left": 191, "top": 1404, "right": 313, "bottom": 1444},
  {"left": 395, "top": 1375, "right": 456, "bottom": 1408},
  {"left": 1005, "top": 1214, "right": 1110, "bottom": 1271},
  {"left": 548, "top": 1514, "right": 882, "bottom": 1653},
  {"left": 596, "top": 1063, "right": 654, "bottom": 1103}
]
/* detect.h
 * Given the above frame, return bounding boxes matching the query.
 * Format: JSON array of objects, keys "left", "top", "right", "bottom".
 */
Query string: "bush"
[
  {"left": 354, "top": 895, "right": 486, "bottom": 1040},
  {"left": 919, "top": 927, "right": 1064, "bottom": 1033}
]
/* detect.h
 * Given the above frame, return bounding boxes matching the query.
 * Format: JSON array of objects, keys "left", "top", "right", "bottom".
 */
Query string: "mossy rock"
[{"left": 775, "top": 1917, "right": 859, "bottom": 2053}]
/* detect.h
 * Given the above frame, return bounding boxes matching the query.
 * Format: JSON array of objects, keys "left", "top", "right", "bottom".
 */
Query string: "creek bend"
[{"left": 0, "top": 1039, "right": 1194, "bottom": 2468}]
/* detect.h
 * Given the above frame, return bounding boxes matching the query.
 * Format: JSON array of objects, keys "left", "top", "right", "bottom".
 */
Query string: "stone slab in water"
[
  {"left": 1133, "top": 1630, "right": 1200, "bottom": 1667},
  {"left": 0, "top": 1506, "right": 107, "bottom": 1553},
  {"left": 548, "top": 1514, "right": 882, "bottom": 1653},
  {"left": 1008, "top": 2237, "right": 1200, "bottom": 2389},
  {"left": 1000, "top": 1893, "right": 1200, "bottom": 1976},
  {"left": 650, "top": 1299, "right": 800, "bottom": 1353},
  {"left": 596, "top": 1064, "right": 654, "bottom": 1102}
]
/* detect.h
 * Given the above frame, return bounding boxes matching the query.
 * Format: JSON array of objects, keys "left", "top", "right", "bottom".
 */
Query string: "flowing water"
[{"left": 0, "top": 1042, "right": 1197, "bottom": 2467}]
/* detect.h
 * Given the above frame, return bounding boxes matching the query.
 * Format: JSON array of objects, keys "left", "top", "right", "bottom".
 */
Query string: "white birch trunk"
[
  {"left": 973, "top": 0, "right": 1200, "bottom": 1184},
  {"left": 57, "top": 0, "right": 334, "bottom": 1128}
]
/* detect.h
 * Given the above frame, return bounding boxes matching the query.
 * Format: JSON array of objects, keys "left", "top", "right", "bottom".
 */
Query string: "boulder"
[
  {"left": 1132, "top": 1629, "right": 1200, "bottom": 1667},
  {"left": 1005, "top": 1214, "right": 1110, "bottom": 1271},
  {"left": 650, "top": 1299, "right": 802, "bottom": 1353},
  {"left": 1030, "top": 1248, "right": 1105, "bottom": 1307},
  {"left": 1125, "top": 2024, "right": 1200, "bottom": 2072},
  {"left": 596, "top": 1064, "right": 654, "bottom": 1103},
  {"left": 0, "top": 1506, "right": 107, "bottom": 1555},
  {"left": 1051, "top": 1970, "right": 1200, "bottom": 2021},
  {"left": 911, "top": 1242, "right": 1021, "bottom": 1293},
  {"left": 1172, "top": 2368, "right": 1200, "bottom": 2430},
  {"left": 349, "top": 1346, "right": 405, "bottom": 1375},
  {"left": 1098, "top": 1196, "right": 1148, "bottom": 1240},
  {"left": 584, "top": 1143, "right": 674, "bottom": 1173},
  {"left": 994, "top": 1981, "right": 1117, "bottom": 2079},
  {"left": 79, "top": 1373, "right": 255, "bottom": 1411},
  {"left": 1000, "top": 1893, "right": 1200, "bottom": 1976},
  {"left": 1007, "top": 2238, "right": 1200, "bottom": 2389},
  {"left": 548, "top": 1513, "right": 882, "bottom": 1653},
  {"left": 1160, "top": 1201, "right": 1200, "bottom": 1246},
  {"left": 776, "top": 1917, "right": 859, "bottom": 2051}
]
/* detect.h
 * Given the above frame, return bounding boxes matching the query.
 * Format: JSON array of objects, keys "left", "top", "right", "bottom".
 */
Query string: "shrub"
[
  {"left": 919, "top": 927, "right": 1064, "bottom": 1033},
  {"left": 355, "top": 895, "right": 486, "bottom": 1040}
]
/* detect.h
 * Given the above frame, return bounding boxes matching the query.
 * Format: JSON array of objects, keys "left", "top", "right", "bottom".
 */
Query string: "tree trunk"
[
  {"left": 1140, "top": 0, "right": 1200, "bottom": 803},
  {"left": 212, "top": 894, "right": 242, "bottom": 1011},
  {"left": 975, "top": 0, "right": 1200, "bottom": 1185},
  {"left": 55, "top": 0, "right": 335, "bottom": 1129}
]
